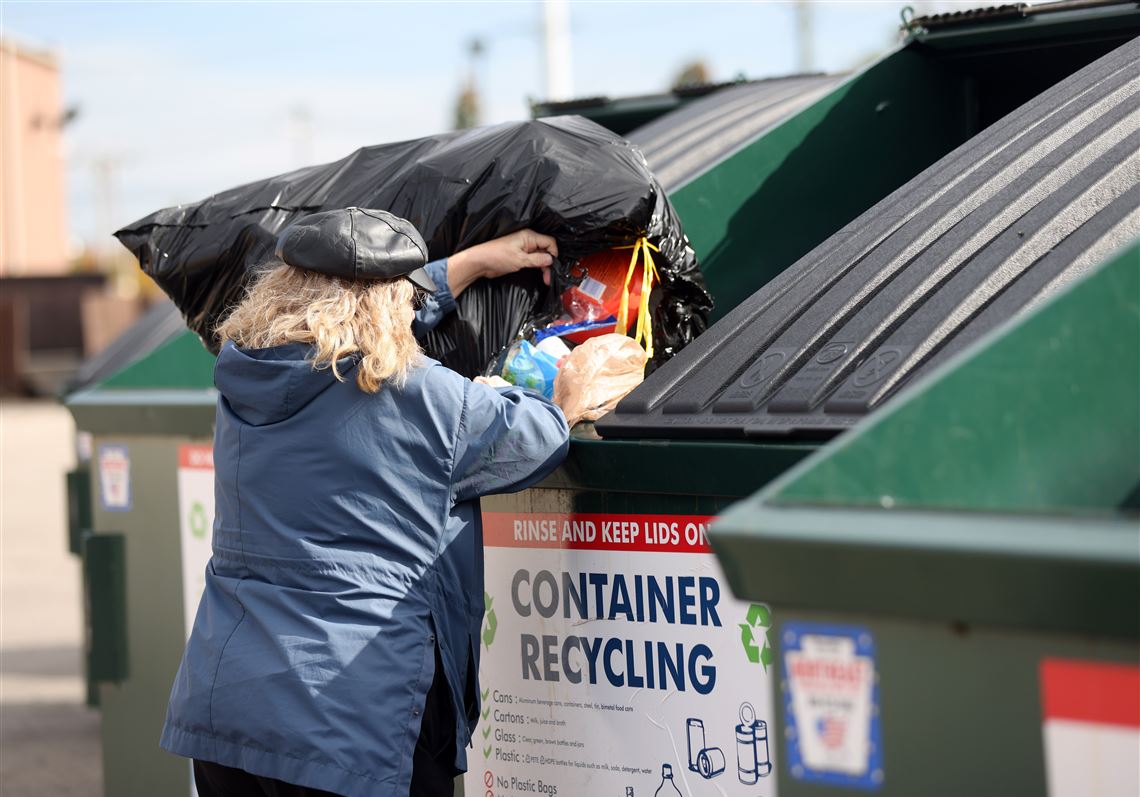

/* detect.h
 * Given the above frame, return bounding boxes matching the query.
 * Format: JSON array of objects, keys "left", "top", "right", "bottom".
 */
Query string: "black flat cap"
[{"left": 275, "top": 207, "right": 436, "bottom": 292}]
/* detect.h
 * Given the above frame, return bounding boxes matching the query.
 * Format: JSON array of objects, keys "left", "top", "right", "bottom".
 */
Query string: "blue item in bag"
[
  {"left": 501, "top": 341, "right": 561, "bottom": 399},
  {"left": 533, "top": 316, "right": 617, "bottom": 343}
]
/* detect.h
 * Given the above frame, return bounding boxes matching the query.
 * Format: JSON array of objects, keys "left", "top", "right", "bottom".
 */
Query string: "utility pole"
[
  {"left": 542, "top": 0, "right": 573, "bottom": 101},
  {"left": 90, "top": 154, "right": 142, "bottom": 297},
  {"left": 795, "top": 0, "right": 814, "bottom": 73},
  {"left": 454, "top": 38, "right": 485, "bottom": 130},
  {"left": 91, "top": 155, "right": 121, "bottom": 260}
]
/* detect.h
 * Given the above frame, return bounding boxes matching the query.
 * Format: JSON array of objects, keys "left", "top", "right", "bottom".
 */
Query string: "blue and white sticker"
[
  {"left": 782, "top": 622, "right": 882, "bottom": 790},
  {"left": 97, "top": 443, "right": 132, "bottom": 512}
]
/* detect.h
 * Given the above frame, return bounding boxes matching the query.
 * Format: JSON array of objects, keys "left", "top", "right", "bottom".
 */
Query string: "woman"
[{"left": 160, "top": 208, "right": 570, "bottom": 797}]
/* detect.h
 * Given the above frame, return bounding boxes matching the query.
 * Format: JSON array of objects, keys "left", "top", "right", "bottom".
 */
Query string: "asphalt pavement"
[{"left": 1, "top": 401, "right": 102, "bottom": 796}]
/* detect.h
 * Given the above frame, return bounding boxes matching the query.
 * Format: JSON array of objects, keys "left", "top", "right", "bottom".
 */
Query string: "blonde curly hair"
[{"left": 216, "top": 262, "right": 422, "bottom": 393}]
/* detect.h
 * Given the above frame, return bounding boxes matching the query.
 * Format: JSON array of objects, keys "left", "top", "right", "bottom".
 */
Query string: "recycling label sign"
[
  {"left": 483, "top": 591, "right": 498, "bottom": 649},
  {"left": 466, "top": 511, "right": 778, "bottom": 797},
  {"left": 741, "top": 602, "right": 774, "bottom": 670},
  {"left": 176, "top": 445, "right": 215, "bottom": 638}
]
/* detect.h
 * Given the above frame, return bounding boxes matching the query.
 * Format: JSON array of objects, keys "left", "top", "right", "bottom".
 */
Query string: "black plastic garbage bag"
[{"left": 115, "top": 115, "right": 712, "bottom": 376}]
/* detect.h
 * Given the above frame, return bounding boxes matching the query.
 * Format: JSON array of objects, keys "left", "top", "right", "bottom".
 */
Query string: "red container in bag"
[{"left": 561, "top": 248, "right": 642, "bottom": 344}]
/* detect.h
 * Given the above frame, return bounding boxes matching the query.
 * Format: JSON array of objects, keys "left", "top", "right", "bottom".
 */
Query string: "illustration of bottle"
[
  {"left": 654, "top": 764, "right": 682, "bottom": 797},
  {"left": 735, "top": 702, "right": 773, "bottom": 784}
]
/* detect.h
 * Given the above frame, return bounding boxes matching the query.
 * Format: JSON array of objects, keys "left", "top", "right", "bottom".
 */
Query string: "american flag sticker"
[
  {"left": 817, "top": 715, "right": 848, "bottom": 749},
  {"left": 782, "top": 622, "right": 882, "bottom": 790}
]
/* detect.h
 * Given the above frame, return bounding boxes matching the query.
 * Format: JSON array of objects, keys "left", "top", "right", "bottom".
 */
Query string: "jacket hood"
[{"left": 214, "top": 341, "right": 354, "bottom": 426}]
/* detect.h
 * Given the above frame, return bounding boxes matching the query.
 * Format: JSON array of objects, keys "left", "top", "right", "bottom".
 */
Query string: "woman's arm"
[
  {"left": 412, "top": 230, "right": 559, "bottom": 339},
  {"left": 451, "top": 380, "right": 570, "bottom": 502},
  {"left": 447, "top": 229, "right": 557, "bottom": 295},
  {"left": 412, "top": 259, "right": 457, "bottom": 339}
]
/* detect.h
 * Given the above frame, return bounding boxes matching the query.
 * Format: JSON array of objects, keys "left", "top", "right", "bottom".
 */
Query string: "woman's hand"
[
  {"left": 474, "top": 375, "right": 512, "bottom": 388},
  {"left": 447, "top": 230, "right": 559, "bottom": 298}
]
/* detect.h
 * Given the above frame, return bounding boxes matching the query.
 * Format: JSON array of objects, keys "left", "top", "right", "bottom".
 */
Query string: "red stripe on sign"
[
  {"left": 481, "top": 512, "right": 715, "bottom": 553},
  {"left": 178, "top": 445, "right": 214, "bottom": 470},
  {"left": 1040, "top": 658, "right": 1140, "bottom": 728}
]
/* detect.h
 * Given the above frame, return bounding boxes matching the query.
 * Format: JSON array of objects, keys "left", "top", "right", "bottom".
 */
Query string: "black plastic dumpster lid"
[
  {"left": 628, "top": 74, "right": 842, "bottom": 192},
  {"left": 596, "top": 36, "right": 1140, "bottom": 440},
  {"left": 910, "top": 0, "right": 1136, "bottom": 32}
]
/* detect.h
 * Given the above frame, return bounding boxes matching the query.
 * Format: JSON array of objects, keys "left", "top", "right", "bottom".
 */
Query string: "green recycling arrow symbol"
[
  {"left": 482, "top": 592, "right": 498, "bottom": 649},
  {"left": 739, "top": 603, "right": 774, "bottom": 671},
  {"left": 188, "top": 501, "right": 209, "bottom": 540}
]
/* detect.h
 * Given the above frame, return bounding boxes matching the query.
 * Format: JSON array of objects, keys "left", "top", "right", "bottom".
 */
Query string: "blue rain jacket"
[{"left": 161, "top": 260, "right": 570, "bottom": 796}]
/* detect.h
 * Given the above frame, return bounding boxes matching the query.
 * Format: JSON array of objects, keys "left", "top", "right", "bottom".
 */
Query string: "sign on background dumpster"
[
  {"left": 1039, "top": 659, "right": 1140, "bottom": 797},
  {"left": 176, "top": 444, "right": 215, "bottom": 638},
  {"left": 97, "top": 443, "right": 132, "bottom": 511},
  {"left": 780, "top": 623, "right": 882, "bottom": 790},
  {"left": 466, "top": 511, "right": 778, "bottom": 797}
]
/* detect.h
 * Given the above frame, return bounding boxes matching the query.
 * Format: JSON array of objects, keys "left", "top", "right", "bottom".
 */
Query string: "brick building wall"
[{"left": 0, "top": 39, "right": 69, "bottom": 276}]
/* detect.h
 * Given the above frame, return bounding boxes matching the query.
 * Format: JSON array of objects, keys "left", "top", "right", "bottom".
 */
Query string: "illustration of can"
[
  {"left": 735, "top": 702, "right": 773, "bottom": 784},
  {"left": 697, "top": 747, "right": 726, "bottom": 779}
]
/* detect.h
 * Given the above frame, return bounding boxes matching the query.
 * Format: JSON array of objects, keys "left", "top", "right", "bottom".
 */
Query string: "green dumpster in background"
[
  {"left": 534, "top": 2, "right": 1139, "bottom": 321},
  {"left": 709, "top": 241, "right": 1140, "bottom": 796},
  {"left": 64, "top": 332, "right": 215, "bottom": 797}
]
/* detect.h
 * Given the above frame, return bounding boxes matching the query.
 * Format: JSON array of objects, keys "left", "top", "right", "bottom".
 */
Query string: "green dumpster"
[
  {"left": 466, "top": 11, "right": 1140, "bottom": 797},
  {"left": 710, "top": 241, "right": 1139, "bottom": 796},
  {"left": 64, "top": 331, "right": 216, "bottom": 797},
  {"left": 460, "top": 238, "right": 1136, "bottom": 796}
]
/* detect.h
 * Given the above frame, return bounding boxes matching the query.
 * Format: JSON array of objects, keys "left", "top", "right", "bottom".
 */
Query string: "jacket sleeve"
[
  {"left": 452, "top": 381, "right": 570, "bottom": 502},
  {"left": 412, "top": 259, "right": 457, "bottom": 339}
]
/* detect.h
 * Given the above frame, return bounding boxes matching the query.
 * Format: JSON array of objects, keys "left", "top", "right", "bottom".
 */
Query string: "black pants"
[{"left": 194, "top": 649, "right": 458, "bottom": 797}]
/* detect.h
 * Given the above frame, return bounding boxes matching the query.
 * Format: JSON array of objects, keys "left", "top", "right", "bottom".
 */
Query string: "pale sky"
[{"left": 1, "top": 1, "right": 960, "bottom": 253}]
